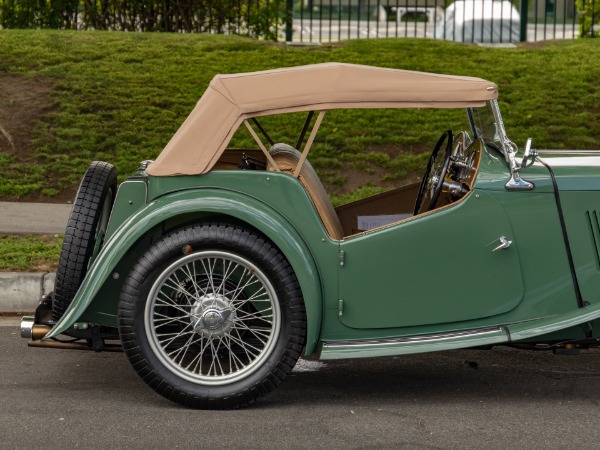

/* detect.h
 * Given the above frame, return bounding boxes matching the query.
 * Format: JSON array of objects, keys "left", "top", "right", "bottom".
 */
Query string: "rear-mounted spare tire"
[{"left": 53, "top": 161, "right": 117, "bottom": 321}]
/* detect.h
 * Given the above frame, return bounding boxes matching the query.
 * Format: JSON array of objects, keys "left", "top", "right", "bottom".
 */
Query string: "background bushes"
[{"left": 0, "top": 0, "right": 284, "bottom": 39}]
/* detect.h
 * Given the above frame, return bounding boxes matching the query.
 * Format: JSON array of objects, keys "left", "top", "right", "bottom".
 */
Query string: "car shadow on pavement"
[
  {"left": 12, "top": 330, "right": 600, "bottom": 410},
  {"left": 264, "top": 347, "right": 600, "bottom": 408}
]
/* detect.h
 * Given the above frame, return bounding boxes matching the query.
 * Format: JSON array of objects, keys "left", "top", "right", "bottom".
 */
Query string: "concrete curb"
[{"left": 0, "top": 272, "right": 55, "bottom": 313}]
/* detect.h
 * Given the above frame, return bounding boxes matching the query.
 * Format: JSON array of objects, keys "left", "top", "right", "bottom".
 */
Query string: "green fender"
[{"left": 45, "top": 189, "right": 324, "bottom": 354}]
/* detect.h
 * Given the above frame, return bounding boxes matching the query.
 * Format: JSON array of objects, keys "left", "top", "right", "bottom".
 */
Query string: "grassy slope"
[
  {"left": 0, "top": 31, "right": 599, "bottom": 271},
  {"left": 0, "top": 31, "right": 599, "bottom": 201}
]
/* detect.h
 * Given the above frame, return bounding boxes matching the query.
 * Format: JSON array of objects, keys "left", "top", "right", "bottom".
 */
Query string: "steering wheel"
[{"left": 413, "top": 130, "right": 454, "bottom": 215}]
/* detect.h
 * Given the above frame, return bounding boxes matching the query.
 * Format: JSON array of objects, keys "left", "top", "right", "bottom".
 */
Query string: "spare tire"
[{"left": 53, "top": 161, "right": 117, "bottom": 321}]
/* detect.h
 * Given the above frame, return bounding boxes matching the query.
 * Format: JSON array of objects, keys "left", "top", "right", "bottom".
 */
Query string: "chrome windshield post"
[{"left": 489, "top": 100, "right": 534, "bottom": 191}]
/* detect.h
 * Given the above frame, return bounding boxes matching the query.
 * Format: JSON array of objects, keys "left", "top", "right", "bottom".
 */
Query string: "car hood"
[{"left": 544, "top": 154, "right": 600, "bottom": 191}]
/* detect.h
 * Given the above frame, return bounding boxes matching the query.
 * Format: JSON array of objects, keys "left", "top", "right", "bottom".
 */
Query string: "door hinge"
[
  {"left": 339, "top": 250, "right": 345, "bottom": 267},
  {"left": 338, "top": 299, "right": 344, "bottom": 316}
]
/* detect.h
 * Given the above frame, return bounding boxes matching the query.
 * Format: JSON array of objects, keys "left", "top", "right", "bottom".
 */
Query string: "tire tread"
[{"left": 53, "top": 161, "right": 117, "bottom": 320}]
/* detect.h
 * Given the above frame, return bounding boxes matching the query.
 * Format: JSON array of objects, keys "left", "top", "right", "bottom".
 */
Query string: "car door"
[{"left": 338, "top": 189, "right": 524, "bottom": 329}]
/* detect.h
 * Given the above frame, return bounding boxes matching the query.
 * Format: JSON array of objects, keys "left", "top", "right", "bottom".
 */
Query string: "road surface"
[{"left": 2, "top": 318, "right": 600, "bottom": 448}]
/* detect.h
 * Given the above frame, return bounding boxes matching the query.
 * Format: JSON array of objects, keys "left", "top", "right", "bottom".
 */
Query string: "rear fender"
[{"left": 45, "top": 189, "right": 323, "bottom": 354}]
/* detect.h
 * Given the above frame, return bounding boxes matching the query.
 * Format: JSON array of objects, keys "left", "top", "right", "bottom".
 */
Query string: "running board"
[{"left": 320, "top": 327, "right": 509, "bottom": 360}]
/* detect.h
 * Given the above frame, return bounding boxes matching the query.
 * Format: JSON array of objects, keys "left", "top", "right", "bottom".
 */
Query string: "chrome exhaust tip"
[
  {"left": 20, "top": 316, "right": 51, "bottom": 341},
  {"left": 20, "top": 316, "right": 35, "bottom": 339}
]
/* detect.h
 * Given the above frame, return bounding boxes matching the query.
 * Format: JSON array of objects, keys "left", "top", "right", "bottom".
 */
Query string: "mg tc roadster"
[{"left": 20, "top": 63, "right": 600, "bottom": 409}]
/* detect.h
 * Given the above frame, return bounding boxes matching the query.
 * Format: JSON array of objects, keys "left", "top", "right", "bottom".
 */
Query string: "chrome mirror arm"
[{"left": 489, "top": 100, "right": 534, "bottom": 191}]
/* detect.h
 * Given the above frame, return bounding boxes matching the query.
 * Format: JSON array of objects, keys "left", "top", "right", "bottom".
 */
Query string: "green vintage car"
[{"left": 20, "top": 63, "right": 600, "bottom": 409}]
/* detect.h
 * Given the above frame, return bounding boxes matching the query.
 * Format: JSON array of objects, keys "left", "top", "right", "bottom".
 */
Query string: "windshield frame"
[
  {"left": 467, "top": 101, "right": 534, "bottom": 190},
  {"left": 468, "top": 100, "right": 518, "bottom": 168}
]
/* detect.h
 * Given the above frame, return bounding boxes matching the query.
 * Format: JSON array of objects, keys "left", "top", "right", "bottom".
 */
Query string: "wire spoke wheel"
[
  {"left": 118, "top": 223, "right": 306, "bottom": 409},
  {"left": 146, "top": 251, "right": 281, "bottom": 385}
]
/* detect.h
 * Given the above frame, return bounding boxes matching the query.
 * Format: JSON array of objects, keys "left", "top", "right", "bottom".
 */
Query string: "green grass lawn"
[
  {"left": 0, "top": 31, "right": 599, "bottom": 271},
  {"left": 0, "top": 31, "right": 599, "bottom": 202},
  {"left": 0, "top": 235, "right": 62, "bottom": 272}
]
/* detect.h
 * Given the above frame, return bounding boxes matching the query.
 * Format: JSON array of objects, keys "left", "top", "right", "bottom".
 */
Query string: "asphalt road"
[{"left": 3, "top": 318, "right": 600, "bottom": 449}]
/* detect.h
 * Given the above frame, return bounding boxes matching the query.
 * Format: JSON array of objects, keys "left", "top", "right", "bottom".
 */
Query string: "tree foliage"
[
  {"left": 0, "top": 0, "right": 284, "bottom": 39},
  {"left": 577, "top": 0, "right": 599, "bottom": 37}
]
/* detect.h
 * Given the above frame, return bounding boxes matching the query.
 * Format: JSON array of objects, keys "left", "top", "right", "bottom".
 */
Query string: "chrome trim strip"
[
  {"left": 320, "top": 327, "right": 509, "bottom": 359},
  {"left": 326, "top": 327, "right": 501, "bottom": 347},
  {"left": 535, "top": 149, "right": 600, "bottom": 154},
  {"left": 508, "top": 303, "right": 600, "bottom": 341}
]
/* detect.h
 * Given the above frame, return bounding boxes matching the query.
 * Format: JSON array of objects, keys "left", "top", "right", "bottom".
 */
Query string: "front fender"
[{"left": 45, "top": 189, "right": 324, "bottom": 354}]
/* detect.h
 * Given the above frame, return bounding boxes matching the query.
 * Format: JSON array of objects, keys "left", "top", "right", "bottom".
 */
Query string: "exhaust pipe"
[
  {"left": 20, "top": 316, "right": 51, "bottom": 340},
  {"left": 21, "top": 315, "right": 123, "bottom": 352},
  {"left": 27, "top": 340, "right": 123, "bottom": 352}
]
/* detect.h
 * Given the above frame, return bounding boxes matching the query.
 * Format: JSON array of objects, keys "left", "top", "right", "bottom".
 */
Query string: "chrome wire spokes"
[{"left": 145, "top": 251, "right": 281, "bottom": 386}]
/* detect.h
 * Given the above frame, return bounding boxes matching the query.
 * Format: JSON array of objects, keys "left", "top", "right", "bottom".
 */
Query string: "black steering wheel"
[{"left": 413, "top": 130, "right": 454, "bottom": 215}]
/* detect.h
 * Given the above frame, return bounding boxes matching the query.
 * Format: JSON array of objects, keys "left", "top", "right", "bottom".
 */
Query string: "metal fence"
[
  {"left": 0, "top": 0, "right": 596, "bottom": 42},
  {"left": 285, "top": 0, "right": 598, "bottom": 43}
]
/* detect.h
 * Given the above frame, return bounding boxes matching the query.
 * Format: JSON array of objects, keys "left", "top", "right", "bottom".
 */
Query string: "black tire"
[
  {"left": 53, "top": 161, "right": 117, "bottom": 320},
  {"left": 118, "top": 223, "right": 307, "bottom": 409}
]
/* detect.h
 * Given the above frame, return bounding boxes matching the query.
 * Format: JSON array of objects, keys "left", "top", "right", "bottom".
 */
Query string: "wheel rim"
[{"left": 145, "top": 251, "right": 281, "bottom": 386}]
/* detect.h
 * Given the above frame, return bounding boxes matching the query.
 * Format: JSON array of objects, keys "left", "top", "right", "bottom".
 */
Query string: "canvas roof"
[{"left": 146, "top": 63, "right": 498, "bottom": 176}]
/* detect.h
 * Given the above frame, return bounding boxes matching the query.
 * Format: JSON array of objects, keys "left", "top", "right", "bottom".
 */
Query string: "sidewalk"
[
  {"left": 0, "top": 201, "right": 71, "bottom": 234},
  {"left": 0, "top": 201, "right": 71, "bottom": 313}
]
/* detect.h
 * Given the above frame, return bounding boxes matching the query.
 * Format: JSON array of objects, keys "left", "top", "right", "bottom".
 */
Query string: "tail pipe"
[
  {"left": 21, "top": 315, "right": 123, "bottom": 352},
  {"left": 20, "top": 316, "right": 51, "bottom": 341}
]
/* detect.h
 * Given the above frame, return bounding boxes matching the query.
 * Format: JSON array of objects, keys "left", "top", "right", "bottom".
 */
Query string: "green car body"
[
  {"left": 21, "top": 63, "right": 600, "bottom": 409},
  {"left": 46, "top": 146, "right": 600, "bottom": 351}
]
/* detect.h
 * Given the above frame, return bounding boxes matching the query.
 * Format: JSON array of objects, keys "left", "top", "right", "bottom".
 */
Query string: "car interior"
[{"left": 214, "top": 113, "right": 482, "bottom": 240}]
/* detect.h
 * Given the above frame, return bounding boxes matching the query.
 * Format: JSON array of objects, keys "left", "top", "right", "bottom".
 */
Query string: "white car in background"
[{"left": 435, "top": 0, "right": 521, "bottom": 43}]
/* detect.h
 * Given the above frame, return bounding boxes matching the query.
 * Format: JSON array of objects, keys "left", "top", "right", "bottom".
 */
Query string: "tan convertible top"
[{"left": 147, "top": 63, "right": 498, "bottom": 176}]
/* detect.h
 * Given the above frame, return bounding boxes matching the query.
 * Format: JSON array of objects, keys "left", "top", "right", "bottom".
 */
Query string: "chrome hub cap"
[{"left": 192, "top": 293, "right": 236, "bottom": 337}]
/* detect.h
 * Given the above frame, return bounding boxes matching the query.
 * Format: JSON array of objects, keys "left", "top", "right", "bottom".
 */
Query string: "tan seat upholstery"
[{"left": 268, "top": 143, "right": 344, "bottom": 240}]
